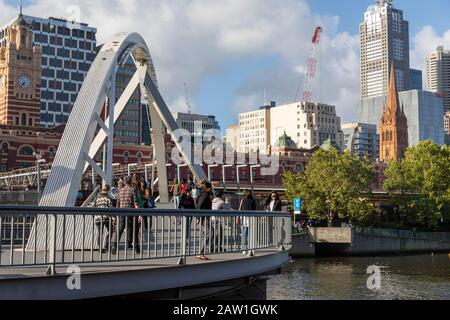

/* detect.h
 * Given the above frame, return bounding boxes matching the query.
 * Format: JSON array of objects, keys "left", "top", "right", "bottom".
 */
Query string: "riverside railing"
[{"left": 0, "top": 206, "right": 291, "bottom": 273}]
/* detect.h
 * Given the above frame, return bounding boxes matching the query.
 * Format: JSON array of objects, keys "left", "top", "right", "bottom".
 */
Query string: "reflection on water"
[{"left": 267, "top": 254, "right": 450, "bottom": 300}]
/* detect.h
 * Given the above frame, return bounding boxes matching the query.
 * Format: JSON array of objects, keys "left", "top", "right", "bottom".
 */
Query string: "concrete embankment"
[{"left": 290, "top": 228, "right": 450, "bottom": 257}]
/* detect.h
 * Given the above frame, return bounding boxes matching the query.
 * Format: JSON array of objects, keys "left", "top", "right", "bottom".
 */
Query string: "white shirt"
[{"left": 269, "top": 200, "right": 275, "bottom": 212}]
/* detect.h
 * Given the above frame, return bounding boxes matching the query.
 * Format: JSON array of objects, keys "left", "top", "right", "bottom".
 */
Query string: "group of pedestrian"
[
  {"left": 94, "top": 174, "right": 156, "bottom": 255},
  {"left": 95, "top": 172, "right": 284, "bottom": 260}
]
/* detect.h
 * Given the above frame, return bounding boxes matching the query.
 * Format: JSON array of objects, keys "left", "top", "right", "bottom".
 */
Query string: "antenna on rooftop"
[
  {"left": 184, "top": 83, "right": 191, "bottom": 114},
  {"left": 19, "top": 0, "right": 23, "bottom": 15}
]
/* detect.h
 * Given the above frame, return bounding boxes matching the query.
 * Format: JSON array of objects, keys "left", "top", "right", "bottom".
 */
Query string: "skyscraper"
[
  {"left": 410, "top": 69, "right": 423, "bottom": 90},
  {"left": 0, "top": 14, "right": 97, "bottom": 128},
  {"left": 360, "top": 0, "right": 410, "bottom": 99},
  {"left": 426, "top": 46, "right": 450, "bottom": 112}
]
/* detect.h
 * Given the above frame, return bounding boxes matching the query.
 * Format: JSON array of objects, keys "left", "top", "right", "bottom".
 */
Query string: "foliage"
[
  {"left": 282, "top": 148, "right": 375, "bottom": 226},
  {"left": 384, "top": 141, "right": 450, "bottom": 228}
]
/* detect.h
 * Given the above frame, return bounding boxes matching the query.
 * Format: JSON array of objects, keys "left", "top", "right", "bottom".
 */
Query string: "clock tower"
[{"left": 0, "top": 9, "right": 41, "bottom": 127}]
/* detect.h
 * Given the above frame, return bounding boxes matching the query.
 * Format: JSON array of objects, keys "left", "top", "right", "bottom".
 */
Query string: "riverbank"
[{"left": 290, "top": 227, "right": 450, "bottom": 257}]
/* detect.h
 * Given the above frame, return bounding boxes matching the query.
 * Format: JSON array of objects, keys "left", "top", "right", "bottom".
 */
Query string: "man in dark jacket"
[
  {"left": 265, "top": 192, "right": 282, "bottom": 246},
  {"left": 197, "top": 182, "right": 213, "bottom": 260}
]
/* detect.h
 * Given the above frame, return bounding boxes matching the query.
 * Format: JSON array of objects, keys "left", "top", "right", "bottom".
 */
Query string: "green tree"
[
  {"left": 384, "top": 141, "right": 450, "bottom": 228},
  {"left": 282, "top": 148, "right": 374, "bottom": 226}
]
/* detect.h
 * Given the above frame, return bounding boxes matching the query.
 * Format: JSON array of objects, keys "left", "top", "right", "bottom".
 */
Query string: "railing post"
[
  {"left": 46, "top": 214, "right": 57, "bottom": 276},
  {"left": 178, "top": 215, "right": 187, "bottom": 265},
  {"left": 247, "top": 216, "right": 255, "bottom": 257}
]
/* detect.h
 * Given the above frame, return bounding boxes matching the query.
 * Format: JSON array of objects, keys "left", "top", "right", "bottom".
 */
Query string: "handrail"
[
  {"left": 0, "top": 205, "right": 291, "bottom": 218},
  {"left": 0, "top": 206, "right": 292, "bottom": 274}
]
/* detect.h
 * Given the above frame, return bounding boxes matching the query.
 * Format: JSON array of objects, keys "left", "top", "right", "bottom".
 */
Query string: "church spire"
[{"left": 387, "top": 62, "right": 401, "bottom": 116}]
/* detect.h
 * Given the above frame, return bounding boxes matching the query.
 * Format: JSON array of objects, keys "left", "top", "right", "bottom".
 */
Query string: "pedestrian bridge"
[{"left": 0, "top": 206, "right": 291, "bottom": 299}]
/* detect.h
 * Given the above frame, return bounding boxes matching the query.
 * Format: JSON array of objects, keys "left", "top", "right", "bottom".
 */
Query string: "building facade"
[
  {"left": 232, "top": 101, "right": 344, "bottom": 153},
  {"left": 359, "top": 90, "right": 445, "bottom": 147},
  {"left": 360, "top": 0, "right": 410, "bottom": 99},
  {"left": 445, "top": 111, "right": 450, "bottom": 135},
  {"left": 342, "top": 123, "right": 380, "bottom": 161},
  {"left": 270, "top": 102, "right": 344, "bottom": 151},
  {"left": 379, "top": 66, "right": 408, "bottom": 162},
  {"left": 172, "top": 112, "right": 220, "bottom": 135},
  {"left": 426, "top": 46, "right": 450, "bottom": 112},
  {"left": 410, "top": 68, "right": 423, "bottom": 90},
  {"left": 0, "top": 13, "right": 41, "bottom": 128},
  {"left": 236, "top": 104, "right": 272, "bottom": 154},
  {"left": 1, "top": 15, "right": 97, "bottom": 128}
]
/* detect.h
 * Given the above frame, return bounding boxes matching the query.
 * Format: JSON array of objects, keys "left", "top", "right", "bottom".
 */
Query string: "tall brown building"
[
  {"left": 380, "top": 63, "right": 409, "bottom": 161},
  {"left": 0, "top": 12, "right": 41, "bottom": 128}
]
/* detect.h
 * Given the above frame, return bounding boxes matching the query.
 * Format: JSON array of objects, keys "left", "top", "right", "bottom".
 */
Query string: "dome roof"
[
  {"left": 275, "top": 132, "right": 297, "bottom": 149},
  {"left": 320, "top": 138, "right": 341, "bottom": 152}
]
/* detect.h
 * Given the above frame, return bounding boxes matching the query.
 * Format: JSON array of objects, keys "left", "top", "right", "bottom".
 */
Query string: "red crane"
[{"left": 302, "top": 26, "right": 323, "bottom": 103}]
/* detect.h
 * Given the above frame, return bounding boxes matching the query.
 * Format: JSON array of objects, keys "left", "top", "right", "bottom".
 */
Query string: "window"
[
  {"left": 1, "top": 143, "right": 8, "bottom": 153},
  {"left": 18, "top": 146, "right": 34, "bottom": 156},
  {"left": 21, "top": 114, "right": 27, "bottom": 126},
  {"left": 123, "top": 151, "right": 129, "bottom": 163}
]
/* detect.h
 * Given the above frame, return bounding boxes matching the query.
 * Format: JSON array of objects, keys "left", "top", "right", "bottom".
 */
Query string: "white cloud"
[
  {"left": 410, "top": 25, "right": 450, "bottom": 71},
  {"left": 0, "top": 0, "right": 361, "bottom": 125}
]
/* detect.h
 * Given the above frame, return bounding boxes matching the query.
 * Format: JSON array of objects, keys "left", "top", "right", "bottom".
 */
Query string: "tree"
[
  {"left": 384, "top": 141, "right": 450, "bottom": 228},
  {"left": 282, "top": 148, "right": 374, "bottom": 226}
]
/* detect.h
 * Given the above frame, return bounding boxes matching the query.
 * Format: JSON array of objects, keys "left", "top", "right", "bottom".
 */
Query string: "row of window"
[{"left": 30, "top": 22, "right": 95, "bottom": 40}]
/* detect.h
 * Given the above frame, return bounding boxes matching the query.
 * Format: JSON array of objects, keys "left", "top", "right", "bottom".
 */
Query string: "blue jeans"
[
  {"left": 174, "top": 195, "right": 180, "bottom": 209},
  {"left": 241, "top": 226, "right": 249, "bottom": 250}
]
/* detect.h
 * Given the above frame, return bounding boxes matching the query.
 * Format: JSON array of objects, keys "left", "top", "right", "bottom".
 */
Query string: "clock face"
[{"left": 18, "top": 75, "right": 32, "bottom": 89}]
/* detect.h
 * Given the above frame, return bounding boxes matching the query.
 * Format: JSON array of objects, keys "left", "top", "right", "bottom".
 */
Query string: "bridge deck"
[{"left": 0, "top": 248, "right": 279, "bottom": 280}]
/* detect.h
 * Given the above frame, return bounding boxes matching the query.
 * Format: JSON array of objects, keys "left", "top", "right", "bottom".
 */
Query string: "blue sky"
[
  {"left": 195, "top": 0, "right": 450, "bottom": 130},
  {"left": 3, "top": 0, "right": 450, "bottom": 132}
]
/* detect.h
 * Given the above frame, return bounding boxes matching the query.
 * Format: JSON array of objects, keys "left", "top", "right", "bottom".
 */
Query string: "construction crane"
[{"left": 301, "top": 26, "right": 323, "bottom": 103}]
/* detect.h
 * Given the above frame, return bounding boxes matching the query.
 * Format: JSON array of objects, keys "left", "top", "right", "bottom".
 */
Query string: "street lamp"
[
  {"left": 236, "top": 164, "right": 248, "bottom": 193},
  {"left": 250, "top": 164, "right": 261, "bottom": 194},
  {"left": 222, "top": 164, "right": 233, "bottom": 192},
  {"left": 207, "top": 164, "right": 219, "bottom": 183},
  {"left": 34, "top": 152, "right": 46, "bottom": 197}
]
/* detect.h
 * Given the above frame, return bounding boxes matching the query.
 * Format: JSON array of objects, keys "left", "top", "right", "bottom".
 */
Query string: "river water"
[{"left": 267, "top": 254, "right": 450, "bottom": 300}]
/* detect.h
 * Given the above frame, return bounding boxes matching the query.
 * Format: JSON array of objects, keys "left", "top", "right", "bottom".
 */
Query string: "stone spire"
[
  {"left": 379, "top": 62, "right": 409, "bottom": 162},
  {"left": 387, "top": 63, "right": 401, "bottom": 116}
]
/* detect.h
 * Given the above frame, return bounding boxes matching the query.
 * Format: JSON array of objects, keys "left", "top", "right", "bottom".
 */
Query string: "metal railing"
[{"left": 0, "top": 206, "right": 291, "bottom": 273}]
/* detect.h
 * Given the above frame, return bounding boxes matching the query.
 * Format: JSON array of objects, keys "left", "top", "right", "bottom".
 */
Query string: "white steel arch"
[
  {"left": 39, "top": 32, "right": 206, "bottom": 208},
  {"left": 28, "top": 33, "right": 207, "bottom": 253}
]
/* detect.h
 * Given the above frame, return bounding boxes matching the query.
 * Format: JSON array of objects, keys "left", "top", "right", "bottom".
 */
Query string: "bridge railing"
[{"left": 0, "top": 206, "right": 291, "bottom": 271}]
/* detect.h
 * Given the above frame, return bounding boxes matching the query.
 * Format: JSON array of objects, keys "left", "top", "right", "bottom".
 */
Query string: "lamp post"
[
  {"left": 34, "top": 153, "right": 46, "bottom": 199},
  {"left": 250, "top": 164, "right": 261, "bottom": 195},
  {"left": 222, "top": 164, "right": 233, "bottom": 192},
  {"left": 207, "top": 164, "right": 218, "bottom": 183},
  {"left": 236, "top": 164, "right": 247, "bottom": 193}
]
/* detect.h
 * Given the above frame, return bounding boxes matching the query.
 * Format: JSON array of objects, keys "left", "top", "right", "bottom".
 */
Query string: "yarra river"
[{"left": 267, "top": 254, "right": 450, "bottom": 300}]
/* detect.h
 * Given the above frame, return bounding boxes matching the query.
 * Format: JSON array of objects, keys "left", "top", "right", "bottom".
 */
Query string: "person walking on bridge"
[
  {"left": 94, "top": 184, "right": 114, "bottom": 253},
  {"left": 196, "top": 182, "right": 213, "bottom": 261},
  {"left": 265, "top": 192, "right": 282, "bottom": 246},
  {"left": 212, "top": 189, "right": 231, "bottom": 253},
  {"left": 111, "top": 176, "right": 140, "bottom": 255},
  {"left": 239, "top": 191, "right": 256, "bottom": 255}
]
